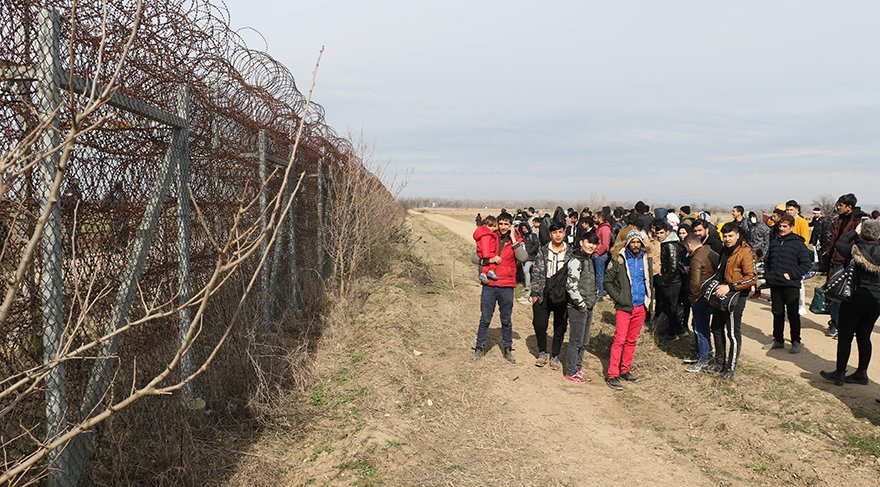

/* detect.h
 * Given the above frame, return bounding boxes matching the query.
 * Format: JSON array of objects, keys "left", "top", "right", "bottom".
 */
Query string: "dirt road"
[
  {"left": 232, "top": 211, "right": 880, "bottom": 486},
  {"left": 415, "top": 209, "right": 880, "bottom": 406}
]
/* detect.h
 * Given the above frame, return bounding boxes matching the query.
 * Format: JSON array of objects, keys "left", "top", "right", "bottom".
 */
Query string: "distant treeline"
[{"left": 401, "top": 197, "right": 730, "bottom": 216}]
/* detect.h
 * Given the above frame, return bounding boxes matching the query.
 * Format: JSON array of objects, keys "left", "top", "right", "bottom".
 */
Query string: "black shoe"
[
  {"left": 844, "top": 371, "right": 869, "bottom": 385},
  {"left": 472, "top": 347, "right": 484, "bottom": 361},
  {"left": 620, "top": 372, "right": 639, "bottom": 382},
  {"left": 820, "top": 370, "right": 844, "bottom": 386},
  {"left": 503, "top": 347, "right": 516, "bottom": 364},
  {"left": 826, "top": 326, "right": 838, "bottom": 338},
  {"left": 606, "top": 377, "right": 623, "bottom": 390},
  {"left": 720, "top": 370, "right": 735, "bottom": 381}
]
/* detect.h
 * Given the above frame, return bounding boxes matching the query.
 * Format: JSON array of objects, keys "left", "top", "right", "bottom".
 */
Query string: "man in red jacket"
[
  {"left": 594, "top": 210, "right": 613, "bottom": 300},
  {"left": 473, "top": 212, "right": 526, "bottom": 363}
]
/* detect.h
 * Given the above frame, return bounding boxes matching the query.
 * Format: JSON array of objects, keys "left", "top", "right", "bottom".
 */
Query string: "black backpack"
[{"left": 545, "top": 263, "right": 569, "bottom": 304}]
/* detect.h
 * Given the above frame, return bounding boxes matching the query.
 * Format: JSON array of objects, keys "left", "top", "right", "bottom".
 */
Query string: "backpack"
[{"left": 545, "top": 264, "right": 569, "bottom": 304}]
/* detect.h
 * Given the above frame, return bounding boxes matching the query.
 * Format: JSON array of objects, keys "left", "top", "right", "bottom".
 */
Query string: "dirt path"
[
  {"left": 414, "top": 209, "right": 880, "bottom": 406},
  {"left": 230, "top": 211, "right": 880, "bottom": 486}
]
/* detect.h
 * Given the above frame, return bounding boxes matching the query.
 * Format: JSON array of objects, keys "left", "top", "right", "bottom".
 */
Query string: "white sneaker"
[{"left": 798, "top": 306, "right": 807, "bottom": 317}]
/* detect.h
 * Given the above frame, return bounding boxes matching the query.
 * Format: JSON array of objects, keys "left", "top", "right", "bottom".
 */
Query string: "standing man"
[
  {"left": 594, "top": 210, "right": 613, "bottom": 300},
  {"left": 473, "top": 212, "right": 526, "bottom": 363},
  {"left": 531, "top": 222, "right": 571, "bottom": 369},
  {"left": 710, "top": 223, "right": 758, "bottom": 380},
  {"left": 825, "top": 194, "right": 867, "bottom": 338},
  {"left": 683, "top": 234, "right": 719, "bottom": 372},
  {"left": 785, "top": 200, "right": 811, "bottom": 244},
  {"left": 693, "top": 219, "right": 723, "bottom": 254},
  {"left": 651, "top": 219, "right": 686, "bottom": 340},
  {"left": 605, "top": 230, "right": 653, "bottom": 390},
  {"left": 732, "top": 205, "right": 752, "bottom": 244},
  {"left": 763, "top": 214, "right": 813, "bottom": 353}
]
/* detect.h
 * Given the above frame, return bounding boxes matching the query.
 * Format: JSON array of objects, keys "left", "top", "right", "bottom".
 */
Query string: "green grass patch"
[
  {"left": 334, "top": 458, "right": 380, "bottom": 486},
  {"left": 744, "top": 461, "right": 770, "bottom": 475},
  {"left": 386, "top": 440, "right": 406, "bottom": 450},
  {"left": 309, "top": 384, "right": 326, "bottom": 408},
  {"left": 846, "top": 432, "right": 880, "bottom": 457}
]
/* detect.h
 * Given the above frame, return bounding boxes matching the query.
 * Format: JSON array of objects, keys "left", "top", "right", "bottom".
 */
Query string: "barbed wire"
[{"left": 0, "top": 0, "right": 384, "bottom": 484}]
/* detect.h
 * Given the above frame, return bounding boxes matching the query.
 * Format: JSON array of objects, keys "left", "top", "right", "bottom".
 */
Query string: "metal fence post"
[
  {"left": 315, "top": 151, "right": 324, "bottom": 276},
  {"left": 269, "top": 166, "right": 290, "bottom": 306},
  {"left": 174, "top": 84, "right": 194, "bottom": 398},
  {"left": 68, "top": 88, "right": 185, "bottom": 487},
  {"left": 36, "top": 9, "right": 73, "bottom": 486},
  {"left": 258, "top": 129, "right": 270, "bottom": 324},
  {"left": 288, "top": 151, "right": 300, "bottom": 309}
]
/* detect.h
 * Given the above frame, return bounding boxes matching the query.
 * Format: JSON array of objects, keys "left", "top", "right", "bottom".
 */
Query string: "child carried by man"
[{"left": 473, "top": 215, "right": 500, "bottom": 284}]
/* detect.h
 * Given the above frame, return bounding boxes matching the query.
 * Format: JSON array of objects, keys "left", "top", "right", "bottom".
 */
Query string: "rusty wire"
[{"left": 0, "top": 0, "right": 381, "bottom": 483}]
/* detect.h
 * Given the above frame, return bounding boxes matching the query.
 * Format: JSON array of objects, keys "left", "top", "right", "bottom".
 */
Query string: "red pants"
[{"left": 607, "top": 305, "right": 646, "bottom": 379}]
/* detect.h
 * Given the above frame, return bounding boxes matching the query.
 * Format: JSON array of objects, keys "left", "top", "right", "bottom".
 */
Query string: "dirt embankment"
[{"left": 225, "top": 211, "right": 880, "bottom": 486}]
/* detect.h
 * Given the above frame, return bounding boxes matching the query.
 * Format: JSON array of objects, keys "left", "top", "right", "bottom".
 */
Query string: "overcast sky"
[{"left": 224, "top": 0, "right": 880, "bottom": 207}]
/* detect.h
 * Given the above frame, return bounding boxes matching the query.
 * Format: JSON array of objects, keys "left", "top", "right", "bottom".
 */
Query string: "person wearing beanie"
[
  {"left": 820, "top": 219, "right": 880, "bottom": 386},
  {"left": 604, "top": 230, "right": 653, "bottom": 390}
]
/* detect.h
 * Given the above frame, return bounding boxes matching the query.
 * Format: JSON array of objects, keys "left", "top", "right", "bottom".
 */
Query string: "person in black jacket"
[
  {"left": 518, "top": 221, "right": 540, "bottom": 303},
  {"left": 820, "top": 220, "right": 880, "bottom": 386},
  {"left": 693, "top": 219, "right": 723, "bottom": 254},
  {"left": 763, "top": 214, "right": 813, "bottom": 353},
  {"left": 651, "top": 219, "right": 687, "bottom": 341}
]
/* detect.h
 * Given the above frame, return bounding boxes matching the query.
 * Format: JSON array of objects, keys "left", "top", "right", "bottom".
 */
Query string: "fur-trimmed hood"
[{"left": 853, "top": 243, "right": 880, "bottom": 275}]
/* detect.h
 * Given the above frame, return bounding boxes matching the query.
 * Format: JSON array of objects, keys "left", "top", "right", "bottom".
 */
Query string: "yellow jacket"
[{"left": 793, "top": 216, "right": 810, "bottom": 246}]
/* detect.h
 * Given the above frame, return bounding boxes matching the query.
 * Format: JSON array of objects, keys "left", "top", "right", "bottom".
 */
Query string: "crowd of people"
[{"left": 470, "top": 194, "right": 880, "bottom": 402}]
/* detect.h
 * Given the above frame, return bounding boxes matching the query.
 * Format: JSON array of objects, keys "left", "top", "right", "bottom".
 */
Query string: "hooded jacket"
[
  {"left": 656, "top": 231, "right": 685, "bottom": 286},
  {"left": 750, "top": 220, "right": 771, "bottom": 259},
  {"left": 764, "top": 232, "right": 813, "bottom": 288},
  {"left": 566, "top": 249, "right": 597, "bottom": 310},
  {"left": 473, "top": 225, "right": 498, "bottom": 259},
  {"left": 688, "top": 244, "right": 719, "bottom": 304},
  {"left": 522, "top": 229, "right": 540, "bottom": 261},
  {"left": 595, "top": 220, "right": 612, "bottom": 256},
  {"left": 835, "top": 230, "right": 880, "bottom": 301},
  {"left": 605, "top": 231, "right": 654, "bottom": 312},
  {"left": 530, "top": 241, "right": 572, "bottom": 303}
]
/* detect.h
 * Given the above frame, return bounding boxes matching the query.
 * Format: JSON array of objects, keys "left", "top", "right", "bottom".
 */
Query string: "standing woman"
[
  {"left": 820, "top": 220, "right": 880, "bottom": 385},
  {"left": 531, "top": 222, "right": 571, "bottom": 369}
]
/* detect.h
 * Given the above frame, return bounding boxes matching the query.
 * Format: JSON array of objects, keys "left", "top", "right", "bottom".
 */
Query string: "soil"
[{"left": 225, "top": 209, "right": 880, "bottom": 486}]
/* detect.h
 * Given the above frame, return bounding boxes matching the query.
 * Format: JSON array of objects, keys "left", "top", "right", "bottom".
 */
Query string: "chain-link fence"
[{"left": 0, "top": 1, "right": 363, "bottom": 484}]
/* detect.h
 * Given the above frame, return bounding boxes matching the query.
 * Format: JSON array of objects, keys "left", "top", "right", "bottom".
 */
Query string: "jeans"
[
  {"left": 771, "top": 286, "right": 801, "bottom": 343},
  {"left": 533, "top": 293, "right": 568, "bottom": 357},
  {"left": 691, "top": 298, "right": 712, "bottom": 363},
  {"left": 475, "top": 286, "right": 514, "bottom": 350},
  {"left": 594, "top": 253, "right": 609, "bottom": 297},
  {"left": 829, "top": 263, "right": 844, "bottom": 326},
  {"left": 835, "top": 296, "right": 880, "bottom": 373},
  {"left": 608, "top": 305, "right": 646, "bottom": 378},
  {"left": 711, "top": 293, "right": 747, "bottom": 372},
  {"left": 565, "top": 306, "right": 594, "bottom": 375},
  {"left": 522, "top": 261, "right": 534, "bottom": 293}
]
